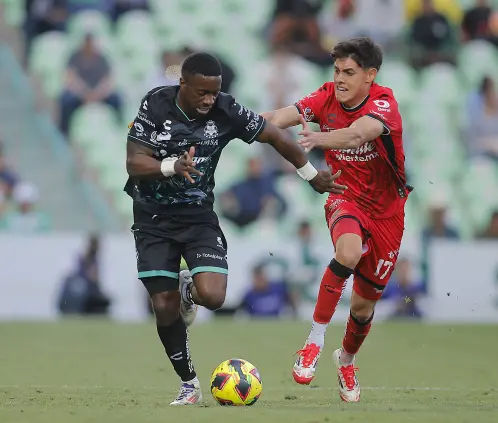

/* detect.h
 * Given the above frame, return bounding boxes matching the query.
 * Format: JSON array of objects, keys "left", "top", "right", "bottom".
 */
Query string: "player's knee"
[
  {"left": 200, "top": 289, "right": 226, "bottom": 311},
  {"left": 150, "top": 291, "right": 180, "bottom": 325},
  {"left": 350, "top": 301, "right": 375, "bottom": 323},
  {"left": 335, "top": 246, "right": 362, "bottom": 270},
  {"left": 335, "top": 233, "right": 363, "bottom": 269},
  {"left": 194, "top": 273, "right": 227, "bottom": 310}
]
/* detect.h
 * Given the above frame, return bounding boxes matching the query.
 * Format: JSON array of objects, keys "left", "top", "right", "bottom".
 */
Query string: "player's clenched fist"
[
  {"left": 174, "top": 146, "right": 203, "bottom": 183},
  {"left": 309, "top": 169, "right": 347, "bottom": 194}
]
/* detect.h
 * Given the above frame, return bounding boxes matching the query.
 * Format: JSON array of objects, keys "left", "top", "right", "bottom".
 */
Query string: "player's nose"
[{"left": 204, "top": 95, "right": 216, "bottom": 106}]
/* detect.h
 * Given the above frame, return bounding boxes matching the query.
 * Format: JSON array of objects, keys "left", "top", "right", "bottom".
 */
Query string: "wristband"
[
  {"left": 296, "top": 161, "right": 318, "bottom": 181},
  {"left": 160, "top": 157, "right": 178, "bottom": 177}
]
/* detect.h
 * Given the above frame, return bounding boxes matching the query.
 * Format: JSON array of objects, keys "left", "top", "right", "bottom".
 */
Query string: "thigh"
[
  {"left": 132, "top": 207, "right": 182, "bottom": 292},
  {"left": 325, "top": 198, "right": 370, "bottom": 245},
  {"left": 182, "top": 223, "right": 228, "bottom": 277},
  {"left": 353, "top": 211, "right": 405, "bottom": 301}
]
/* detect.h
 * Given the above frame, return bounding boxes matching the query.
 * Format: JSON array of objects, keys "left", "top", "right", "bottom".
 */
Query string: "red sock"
[
  {"left": 342, "top": 312, "right": 374, "bottom": 355},
  {"left": 313, "top": 259, "right": 353, "bottom": 324}
]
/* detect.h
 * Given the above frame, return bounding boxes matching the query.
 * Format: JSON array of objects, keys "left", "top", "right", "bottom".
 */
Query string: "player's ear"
[
  {"left": 366, "top": 68, "right": 377, "bottom": 84},
  {"left": 179, "top": 77, "right": 186, "bottom": 88}
]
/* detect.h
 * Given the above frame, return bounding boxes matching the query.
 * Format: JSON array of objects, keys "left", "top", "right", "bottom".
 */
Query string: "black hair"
[
  {"left": 181, "top": 52, "right": 222, "bottom": 78},
  {"left": 331, "top": 37, "right": 383, "bottom": 71}
]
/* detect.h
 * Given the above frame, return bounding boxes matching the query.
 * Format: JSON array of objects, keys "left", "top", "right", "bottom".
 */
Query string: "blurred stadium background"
[{"left": 1, "top": 0, "right": 498, "bottom": 421}]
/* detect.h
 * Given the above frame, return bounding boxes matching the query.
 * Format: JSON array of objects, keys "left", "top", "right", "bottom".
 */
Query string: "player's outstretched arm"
[
  {"left": 126, "top": 142, "right": 202, "bottom": 183},
  {"left": 260, "top": 106, "right": 304, "bottom": 129},
  {"left": 298, "top": 116, "right": 384, "bottom": 152},
  {"left": 256, "top": 122, "right": 346, "bottom": 195}
]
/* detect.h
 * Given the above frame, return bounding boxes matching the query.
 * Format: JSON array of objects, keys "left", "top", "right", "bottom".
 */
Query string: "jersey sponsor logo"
[
  {"left": 150, "top": 131, "right": 157, "bottom": 144},
  {"left": 157, "top": 131, "right": 171, "bottom": 142},
  {"left": 373, "top": 99, "right": 390, "bottom": 112},
  {"left": 142, "top": 100, "right": 148, "bottom": 110},
  {"left": 204, "top": 120, "right": 218, "bottom": 138},
  {"left": 198, "top": 139, "right": 218, "bottom": 146},
  {"left": 245, "top": 113, "right": 260, "bottom": 131},
  {"left": 192, "top": 156, "right": 211, "bottom": 164},
  {"left": 134, "top": 122, "right": 145, "bottom": 136},
  {"left": 163, "top": 120, "right": 172, "bottom": 131},
  {"left": 333, "top": 141, "right": 379, "bottom": 162},
  {"left": 237, "top": 103, "right": 249, "bottom": 116},
  {"left": 138, "top": 110, "right": 154, "bottom": 127}
]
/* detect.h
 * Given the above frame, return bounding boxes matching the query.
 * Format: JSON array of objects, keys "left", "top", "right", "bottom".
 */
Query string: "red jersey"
[{"left": 295, "top": 82, "right": 411, "bottom": 219}]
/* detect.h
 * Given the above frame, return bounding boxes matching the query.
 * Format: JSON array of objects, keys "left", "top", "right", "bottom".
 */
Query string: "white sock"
[
  {"left": 339, "top": 348, "right": 355, "bottom": 365},
  {"left": 307, "top": 321, "right": 328, "bottom": 347},
  {"left": 184, "top": 376, "right": 199, "bottom": 386}
]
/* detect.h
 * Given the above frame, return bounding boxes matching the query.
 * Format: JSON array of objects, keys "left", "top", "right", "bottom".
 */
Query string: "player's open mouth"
[
  {"left": 197, "top": 107, "right": 211, "bottom": 114},
  {"left": 336, "top": 87, "right": 348, "bottom": 92}
]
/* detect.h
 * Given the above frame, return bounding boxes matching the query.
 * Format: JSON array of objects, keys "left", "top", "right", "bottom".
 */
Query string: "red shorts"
[{"left": 325, "top": 198, "right": 405, "bottom": 301}]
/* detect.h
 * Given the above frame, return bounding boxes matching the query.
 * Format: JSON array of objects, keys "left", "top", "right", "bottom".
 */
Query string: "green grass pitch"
[{"left": 1, "top": 319, "right": 497, "bottom": 422}]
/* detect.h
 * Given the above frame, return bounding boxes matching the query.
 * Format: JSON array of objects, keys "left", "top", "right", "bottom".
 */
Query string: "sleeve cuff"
[{"left": 366, "top": 113, "right": 390, "bottom": 135}]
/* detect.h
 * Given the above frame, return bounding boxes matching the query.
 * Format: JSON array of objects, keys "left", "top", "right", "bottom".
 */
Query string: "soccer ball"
[{"left": 210, "top": 358, "right": 262, "bottom": 406}]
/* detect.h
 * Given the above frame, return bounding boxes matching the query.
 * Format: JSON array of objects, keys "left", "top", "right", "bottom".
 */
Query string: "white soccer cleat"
[
  {"left": 179, "top": 269, "right": 198, "bottom": 327},
  {"left": 292, "top": 342, "right": 322, "bottom": 385},
  {"left": 333, "top": 348, "right": 360, "bottom": 402},
  {"left": 170, "top": 380, "right": 202, "bottom": 405}
]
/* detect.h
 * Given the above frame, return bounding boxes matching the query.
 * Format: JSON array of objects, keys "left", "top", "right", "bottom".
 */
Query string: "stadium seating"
[{"left": 11, "top": 0, "right": 498, "bottom": 238}]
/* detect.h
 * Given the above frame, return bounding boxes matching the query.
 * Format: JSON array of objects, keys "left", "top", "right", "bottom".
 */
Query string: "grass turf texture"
[{"left": 1, "top": 319, "right": 497, "bottom": 423}]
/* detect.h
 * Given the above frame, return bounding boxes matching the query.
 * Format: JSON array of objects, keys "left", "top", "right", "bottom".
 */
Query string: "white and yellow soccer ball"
[{"left": 210, "top": 358, "right": 262, "bottom": 406}]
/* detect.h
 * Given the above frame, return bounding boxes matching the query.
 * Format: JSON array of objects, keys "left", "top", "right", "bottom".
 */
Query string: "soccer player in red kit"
[{"left": 261, "top": 37, "right": 412, "bottom": 402}]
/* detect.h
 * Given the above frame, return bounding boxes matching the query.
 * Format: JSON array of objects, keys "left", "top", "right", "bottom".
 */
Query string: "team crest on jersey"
[
  {"left": 303, "top": 107, "right": 314, "bottom": 122},
  {"left": 204, "top": 120, "right": 218, "bottom": 139}
]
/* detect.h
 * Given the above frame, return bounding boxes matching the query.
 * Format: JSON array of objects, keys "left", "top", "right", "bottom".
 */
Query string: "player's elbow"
[{"left": 126, "top": 156, "right": 138, "bottom": 176}]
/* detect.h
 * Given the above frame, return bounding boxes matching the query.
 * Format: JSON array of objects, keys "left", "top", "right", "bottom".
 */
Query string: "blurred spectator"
[
  {"left": 0, "top": 182, "right": 50, "bottom": 233},
  {"left": 268, "top": 0, "right": 333, "bottom": 67},
  {"left": 319, "top": 0, "right": 357, "bottom": 48},
  {"left": 66, "top": 0, "right": 112, "bottom": 15},
  {"left": 382, "top": 257, "right": 424, "bottom": 319},
  {"left": 409, "top": 0, "right": 457, "bottom": 69},
  {"left": 239, "top": 264, "right": 297, "bottom": 318},
  {"left": 24, "top": 0, "right": 68, "bottom": 60},
  {"left": 146, "top": 49, "right": 187, "bottom": 91},
  {"left": 420, "top": 199, "right": 459, "bottom": 287},
  {"left": 465, "top": 76, "right": 498, "bottom": 160},
  {"left": 476, "top": 210, "right": 498, "bottom": 239},
  {"left": 257, "top": 45, "right": 316, "bottom": 172},
  {"left": 110, "top": 0, "right": 150, "bottom": 23},
  {"left": 352, "top": 0, "right": 405, "bottom": 50},
  {"left": 219, "top": 156, "right": 287, "bottom": 228},
  {"left": 59, "top": 33, "right": 122, "bottom": 136},
  {"left": 461, "top": 0, "right": 494, "bottom": 42},
  {"left": 147, "top": 47, "right": 235, "bottom": 94},
  {"left": 57, "top": 234, "right": 112, "bottom": 315},
  {"left": 290, "top": 220, "right": 322, "bottom": 303},
  {"left": 405, "top": 0, "right": 463, "bottom": 24},
  {"left": 422, "top": 201, "right": 460, "bottom": 241},
  {"left": 0, "top": 143, "right": 19, "bottom": 197}
]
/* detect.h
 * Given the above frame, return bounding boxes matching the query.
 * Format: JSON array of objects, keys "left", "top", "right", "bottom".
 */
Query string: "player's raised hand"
[
  {"left": 309, "top": 169, "right": 347, "bottom": 194},
  {"left": 297, "top": 130, "right": 329, "bottom": 153},
  {"left": 174, "top": 146, "right": 203, "bottom": 183}
]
